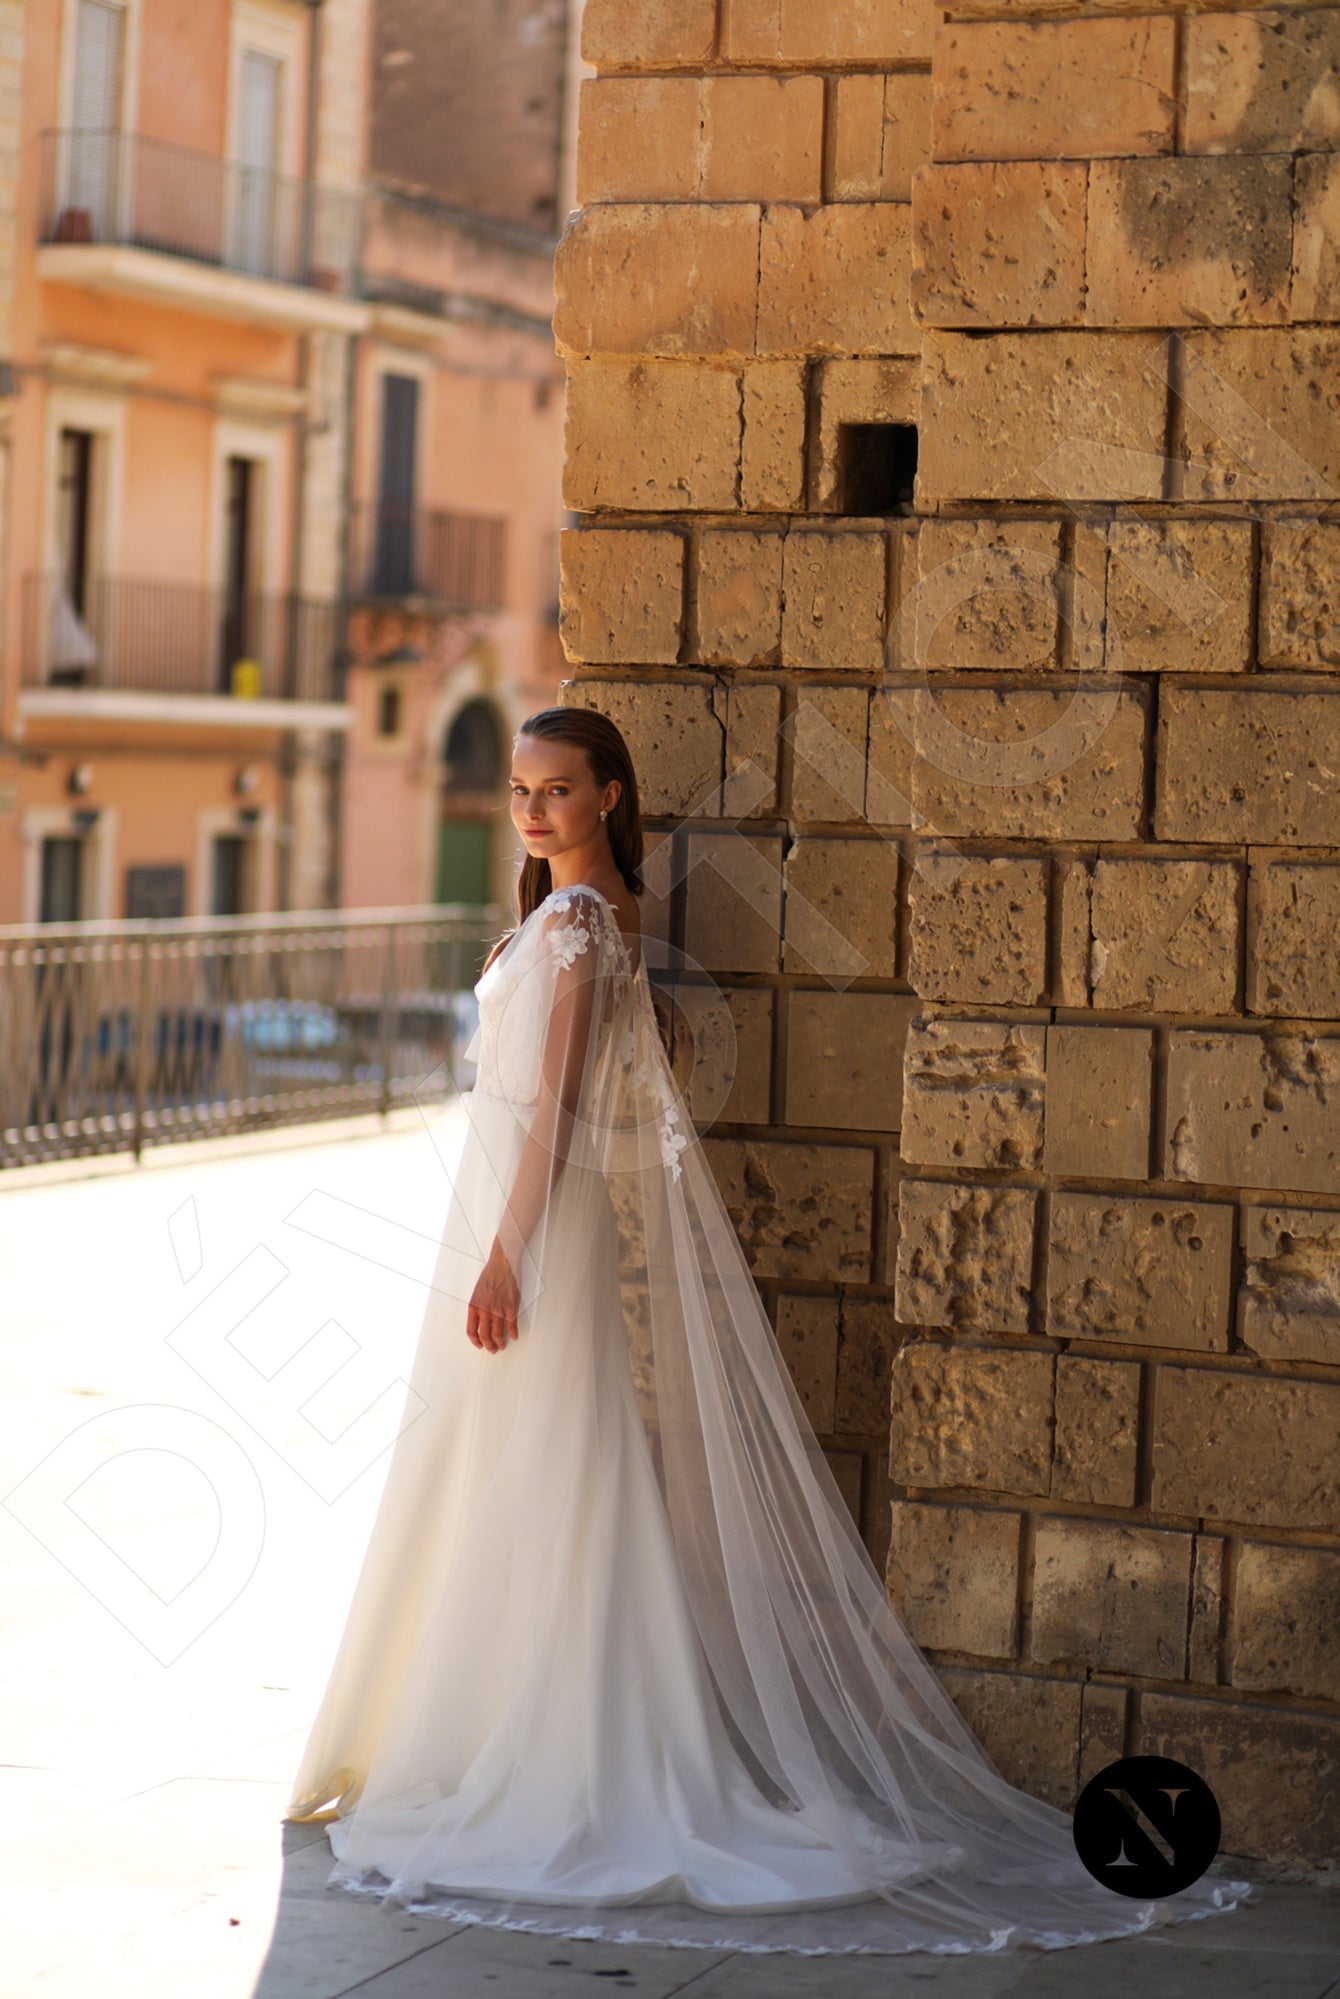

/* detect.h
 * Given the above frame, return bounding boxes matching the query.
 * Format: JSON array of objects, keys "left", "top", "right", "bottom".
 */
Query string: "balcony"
[
  {"left": 19, "top": 574, "right": 350, "bottom": 730},
  {"left": 36, "top": 128, "right": 370, "bottom": 335},
  {"left": 350, "top": 503, "right": 507, "bottom": 612}
]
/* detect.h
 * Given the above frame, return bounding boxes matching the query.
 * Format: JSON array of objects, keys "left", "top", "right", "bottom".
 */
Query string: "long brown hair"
[{"left": 479, "top": 708, "right": 644, "bottom": 972}]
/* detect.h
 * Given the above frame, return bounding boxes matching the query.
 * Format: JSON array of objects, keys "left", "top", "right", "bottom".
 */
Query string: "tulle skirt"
[{"left": 283, "top": 1088, "right": 1262, "bottom": 1956}]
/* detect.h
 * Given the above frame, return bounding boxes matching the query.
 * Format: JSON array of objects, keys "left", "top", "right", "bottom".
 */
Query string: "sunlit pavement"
[{"left": 1, "top": 1113, "right": 1337, "bottom": 1999}]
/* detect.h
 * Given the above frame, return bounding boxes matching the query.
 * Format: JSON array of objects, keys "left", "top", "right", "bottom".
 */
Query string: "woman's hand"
[{"left": 467, "top": 1237, "right": 521, "bottom": 1353}]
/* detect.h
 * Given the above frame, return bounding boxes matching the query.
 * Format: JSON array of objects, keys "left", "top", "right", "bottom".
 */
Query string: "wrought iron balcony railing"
[
  {"left": 38, "top": 127, "right": 362, "bottom": 293},
  {"left": 0, "top": 903, "right": 501, "bottom": 1167},
  {"left": 22, "top": 573, "right": 343, "bottom": 704},
  {"left": 350, "top": 502, "right": 507, "bottom": 611}
]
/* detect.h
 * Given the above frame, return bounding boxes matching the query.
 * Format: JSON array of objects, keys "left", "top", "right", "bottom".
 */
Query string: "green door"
[{"left": 435, "top": 819, "right": 491, "bottom": 906}]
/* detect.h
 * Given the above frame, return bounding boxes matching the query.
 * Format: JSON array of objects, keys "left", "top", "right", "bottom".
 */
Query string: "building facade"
[
  {"left": 337, "top": 0, "right": 568, "bottom": 916},
  {"left": 0, "top": 0, "right": 572, "bottom": 925},
  {"left": 557, "top": 0, "right": 1340, "bottom": 1873}
]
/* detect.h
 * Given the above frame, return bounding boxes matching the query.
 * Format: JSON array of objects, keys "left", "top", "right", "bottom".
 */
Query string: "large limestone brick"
[
  {"left": 1089, "top": 858, "right": 1241, "bottom": 1014},
  {"left": 785, "top": 990, "right": 921, "bottom": 1134},
  {"left": 893, "top": 1179, "right": 1037, "bottom": 1331},
  {"left": 1052, "top": 1356, "right": 1141, "bottom": 1508},
  {"left": 910, "top": 519, "right": 1062, "bottom": 674},
  {"left": 906, "top": 684, "right": 1148, "bottom": 841},
  {"left": 782, "top": 836, "right": 900, "bottom": 979},
  {"left": 780, "top": 530, "right": 887, "bottom": 671},
  {"left": 1151, "top": 1366, "right": 1340, "bottom": 1531},
  {"left": 1086, "top": 158, "right": 1292, "bottom": 328},
  {"left": 1032, "top": 1519, "right": 1193, "bottom": 1680},
  {"left": 919, "top": 331, "right": 1168, "bottom": 503},
  {"left": 907, "top": 852, "right": 1049, "bottom": 1007},
  {"left": 564, "top": 358, "right": 741, "bottom": 511},
  {"left": 1046, "top": 1192, "right": 1235, "bottom": 1352},
  {"left": 1139, "top": 1694, "right": 1340, "bottom": 1869},
  {"left": 721, "top": 0, "right": 932, "bottom": 65},
  {"left": 578, "top": 75, "right": 824, "bottom": 204},
  {"left": 1165, "top": 1029, "right": 1340, "bottom": 1196},
  {"left": 1185, "top": 8, "right": 1340, "bottom": 154},
  {"left": 757, "top": 205, "right": 918, "bottom": 358},
  {"left": 902, "top": 1017, "right": 1047, "bottom": 1171},
  {"left": 1248, "top": 860, "right": 1340, "bottom": 1018},
  {"left": 554, "top": 203, "right": 762, "bottom": 357},
  {"left": 702, "top": 1136, "right": 874, "bottom": 1282},
  {"left": 1175, "top": 329, "right": 1340, "bottom": 502},
  {"left": 1238, "top": 1205, "right": 1340, "bottom": 1366},
  {"left": 831, "top": 72, "right": 932, "bottom": 204},
  {"left": 582, "top": 0, "right": 716, "bottom": 69},
  {"left": 1105, "top": 518, "right": 1254, "bottom": 675},
  {"left": 558, "top": 529, "right": 685, "bottom": 664},
  {"left": 910, "top": 162, "right": 1086, "bottom": 328},
  {"left": 1156, "top": 687, "right": 1340, "bottom": 846},
  {"left": 933, "top": 17, "right": 1177, "bottom": 163},
  {"left": 1232, "top": 1543, "right": 1340, "bottom": 1702},
  {"left": 889, "top": 1342, "right": 1053, "bottom": 1496},
  {"left": 695, "top": 530, "right": 784, "bottom": 667},
  {"left": 1043, "top": 1025, "right": 1153, "bottom": 1181},
  {"left": 884, "top": 1502, "right": 1022, "bottom": 1657}
]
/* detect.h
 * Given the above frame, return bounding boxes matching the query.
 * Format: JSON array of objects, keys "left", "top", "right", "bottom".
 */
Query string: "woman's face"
[{"left": 508, "top": 734, "right": 617, "bottom": 859}]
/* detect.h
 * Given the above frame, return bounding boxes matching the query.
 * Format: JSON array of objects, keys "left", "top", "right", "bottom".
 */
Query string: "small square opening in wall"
[{"left": 837, "top": 423, "right": 918, "bottom": 516}]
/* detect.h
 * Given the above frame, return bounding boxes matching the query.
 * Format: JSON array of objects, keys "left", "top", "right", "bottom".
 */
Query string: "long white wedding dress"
[{"left": 284, "top": 882, "right": 1261, "bottom": 1955}]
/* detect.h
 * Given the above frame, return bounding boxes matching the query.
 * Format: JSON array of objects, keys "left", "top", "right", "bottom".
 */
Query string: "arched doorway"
[{"left": 435, "top": 698, "right": 504, "bottom": 904}]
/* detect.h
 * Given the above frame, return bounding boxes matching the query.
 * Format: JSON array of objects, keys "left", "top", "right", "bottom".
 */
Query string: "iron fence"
[
  {"left": 349, "top": 503, "right": 507, "bottom": 611},
  {"left": 0, "top": 903, "right": 502, "bottom": 1170},
  {"left": 22, "top": 574, "right": 342, "bottom": 703},
  {"left": 38, "top": 127, "right": 362, "bottom": 293}
]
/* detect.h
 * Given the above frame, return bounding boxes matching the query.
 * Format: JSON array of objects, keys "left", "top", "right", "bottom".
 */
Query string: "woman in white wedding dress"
[{"left": 283, "top": 706, "right": 1260, "bottom": 1956}]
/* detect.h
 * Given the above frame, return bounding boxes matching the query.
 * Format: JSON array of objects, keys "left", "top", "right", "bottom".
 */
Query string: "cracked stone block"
[
  {"left": 1238, "top": 1204, "right": 1340, "bottom": 1366},
  {"left": 702, "top": 1135, "right": 873, "bottom": 1283},
  {"left": 894, "top": 1179, "right": 1037, "bottom": 1333},
  {"left": 902, "top": 1016, "right": 1046, "bottom": 1170},
  {"left": 908, "top": 851, "right": 1048, "bottom": 1006},
  {"left": 885, "top": 1501, "right": 1021, "bottom": 1657},
  {"left": 935, "top": 17, "right": 1176, "bottom": 162},
  {"left": 1047, "top": 1192, "right": 1235, "bottom": 1351},
  {"left": 1043, "top": 1025, "right": 1153, "bottom": 1181},
  {"left": 562, "top": 679, "right": 720, "bottom": 816},
  {"left": 1150, "top": 1366, "right": 1340, "bottom": 1532},
  {"left": 1232, "top": 1542, "right": 1340, "bottom": 1703},
  {"left": 889, "top": 1340, "right": 1053, "bottom": 1497},
  {"left": 1090, "top": 858, "right": 1241, "bottom": 1014},
  {"left": 1032, "top": 1518, "right": 1193, "bottom": 1679},
  {"left": 1052, "top": 1356, "right": 1141, "bottom": 1507},
  {"left": 1165, "top": 1030, "right": 1340, "bottom": 1196},
  {"left": 1248, "top": 859, "right": 1340, "bottom": 1017}
]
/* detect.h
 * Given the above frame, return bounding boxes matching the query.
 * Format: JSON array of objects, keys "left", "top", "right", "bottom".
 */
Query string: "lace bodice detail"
[{"left": 466, "top": 885, "right": 687, "bottom": 1181}]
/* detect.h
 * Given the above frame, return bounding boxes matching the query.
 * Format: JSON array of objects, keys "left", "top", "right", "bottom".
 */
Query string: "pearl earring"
[{"left": 599, "top": 808, "right": 608, "bottom": 820}]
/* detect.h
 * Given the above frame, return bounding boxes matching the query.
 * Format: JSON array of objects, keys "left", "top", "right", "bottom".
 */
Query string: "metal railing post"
[
  {"left": 378, "top": 923, "right": 397, "bottom": 1119},
  {"left": 131, "top": 936, "right": 152, "bottom": 1161}
]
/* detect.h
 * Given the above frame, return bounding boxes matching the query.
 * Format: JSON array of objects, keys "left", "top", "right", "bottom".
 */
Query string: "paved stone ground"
[{"left": 1, "top": 1113, "right": 1337, "bottom": 1999}]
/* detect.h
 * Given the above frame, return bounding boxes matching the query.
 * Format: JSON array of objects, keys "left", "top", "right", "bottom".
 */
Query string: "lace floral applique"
[
  {"left": 547, "top": 917, "right": 593, "bottom": 971},
  {"left": 626, "top": 1003, "right": 689, "bottom": 1183}
]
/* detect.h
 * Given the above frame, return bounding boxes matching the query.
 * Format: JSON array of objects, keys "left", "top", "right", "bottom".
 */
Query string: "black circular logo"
[{"left": 1072, "top": 1755, "right": 1222, "bottom": 1898}]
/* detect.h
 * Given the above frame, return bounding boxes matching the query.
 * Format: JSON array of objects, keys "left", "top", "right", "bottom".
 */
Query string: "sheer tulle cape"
[{"left": 283, "top": 883, "right": 1262, "bottom": 1955}]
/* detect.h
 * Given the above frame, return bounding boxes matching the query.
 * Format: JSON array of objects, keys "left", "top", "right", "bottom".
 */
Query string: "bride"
[{"left": 283, "top": 706, "right": 1260, "bottom": 1956}]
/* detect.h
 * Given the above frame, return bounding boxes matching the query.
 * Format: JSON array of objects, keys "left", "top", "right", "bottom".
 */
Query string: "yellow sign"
[{"left": 230, "top": 658, "right": 262, "bottom": 699}]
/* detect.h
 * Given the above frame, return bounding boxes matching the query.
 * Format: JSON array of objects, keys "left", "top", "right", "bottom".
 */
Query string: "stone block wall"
[{"left": 558, "top": 0, "right": 1340, "bottom": 1871}]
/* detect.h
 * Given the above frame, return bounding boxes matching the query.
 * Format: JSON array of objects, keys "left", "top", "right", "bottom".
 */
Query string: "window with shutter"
[
  {"left": 68, "top": 0, "right": 125, "bottom": 239},
  {"left": 375, "top": 375, "right": 419, "bottom": 595},
  {"left": 235, "top": 50, "right": 281, "bottom": 275}
]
